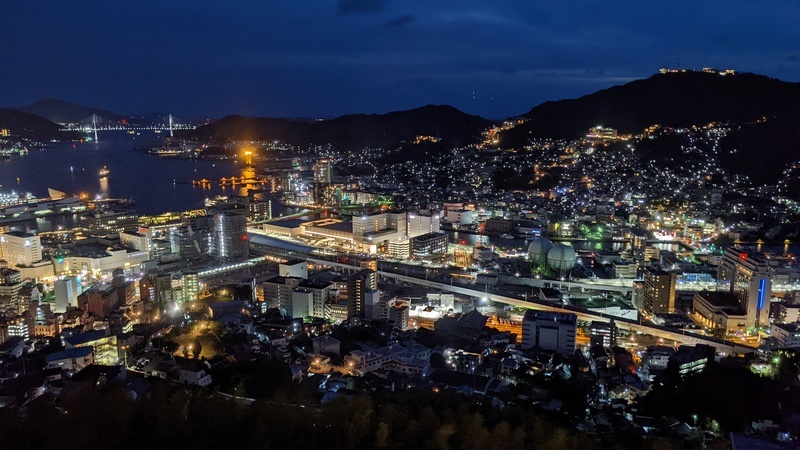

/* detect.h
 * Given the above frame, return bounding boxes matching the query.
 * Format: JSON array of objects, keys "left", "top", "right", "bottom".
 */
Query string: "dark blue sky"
[{"left": 3, "top": 1, "right": 798, "bottom": 119}]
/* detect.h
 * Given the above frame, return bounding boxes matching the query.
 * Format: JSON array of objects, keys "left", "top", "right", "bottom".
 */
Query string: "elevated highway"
[{"left": 307, "top": 256, "right": 756, "bottom": 355}]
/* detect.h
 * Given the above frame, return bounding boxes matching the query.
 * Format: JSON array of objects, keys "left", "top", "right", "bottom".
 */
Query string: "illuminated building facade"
[
  {"left": 0, "top": 231, "right": 42, "bottom": 267},
  {"left": 717, "top": 246, "right": 771, "bottom": 329},
  {"left": 0, "top": 268, "right": 23, "bottom": 316},
  {"left": 213, "top": 211, "right": 248, "bottom": 259},
  {"left": 643, "top": 268, "right": 677, "bottom": 316},
  {"left": 80, "top": 210, "right": 139, "bottom": 237}
]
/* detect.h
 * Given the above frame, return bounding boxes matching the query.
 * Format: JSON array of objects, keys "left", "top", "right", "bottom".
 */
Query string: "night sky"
[{"left": 3, "top": 1, "right": 798, "bottom": 120}]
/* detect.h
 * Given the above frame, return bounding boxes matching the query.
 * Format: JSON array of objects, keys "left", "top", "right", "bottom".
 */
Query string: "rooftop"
[
  {"left": 247, "top": 234, "right": 315, "bottom": 254},
  {"left": 64, "top": 329, "right": 110, "bottom": 347},
  {"left": 264, "top": 219, "right": 307, "bottom": 229},
  {"left": 44, "top": 346, "right": 93, "bottom": 363},
  {"left": 523, "top": 310, "right": 577, "bottom": 325}
]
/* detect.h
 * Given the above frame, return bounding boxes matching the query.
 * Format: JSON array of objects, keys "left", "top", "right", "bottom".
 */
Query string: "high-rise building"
[
  {"left": 589, "top": 321, "right": 617, "bottom": 348},
  {"left": 78, "top": 285, "right": 119, "bottom": 320},
  {"left": 407, "top": 212, "right": 440, "bottom": 238},
  {"left": 630, "top": 229, "right": 648, "bottom": 265},
  {"left": 80, "top": 210, "right": 139, "bottom": 237},
  {"left": 363, "top": 289, "right": 382, "bottom": 320},
  {"left": 717, "top": 246, "right": 772, "bottom": 329},
  {"left": 169, "top": 225, "right": 212, "bottom": 259},
  {"left": 297, "top": 279, "right": 333, "bottom": 318},
  {"left": 261, "top": 276, "right": 302, "bottom": 315},
  {"left": 347, "top": 269, "right": 377, "bottom": 318},
  {"left": 291, "top": 289, "right": 313, "bottom": 318},
  {"left": 313, "top": 158, "right": 332, "bottom": 185},
  {"left": 522, "top": 310, "right": 577, "bottom": 354},
  {"left": 388, "top": 303, "right": 410, "bottom": 330},
  {"left": 643, "top": 268, "right": 677, "bottom": 316},
  {"left": 0, "top": 268, "right": 23, "bottom": 316},
  {"left": 213, "top": 212, "right": 248, "bottom": 259},
  {"left": 154, "top": 273, "right": 173, "bottom": 307},
  {"left": 313, "top": 158, "right": 333, "bottom": 205},
  {"left": 0, "top": 232, "right": 42, "bottom": 267},
  {"left": 183, "top": 272, "right": 200, "bottom": 302},
  {"left": 54, "top": 276, "right": 82, "bottom": 313}
]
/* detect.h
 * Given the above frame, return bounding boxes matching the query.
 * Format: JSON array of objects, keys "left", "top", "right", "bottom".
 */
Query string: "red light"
[{"left": 739, "top": 253, "right": 748, "bottom": 261}]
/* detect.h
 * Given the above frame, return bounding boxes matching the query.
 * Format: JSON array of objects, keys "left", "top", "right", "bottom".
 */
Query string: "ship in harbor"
[{"left": 0, "top": 188, "right": 86, "bottom": 223}]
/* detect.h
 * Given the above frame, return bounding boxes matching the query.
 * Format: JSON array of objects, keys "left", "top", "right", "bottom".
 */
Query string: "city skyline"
[{"left": 2, "top": 1, "right": 798, "bottom": 119}]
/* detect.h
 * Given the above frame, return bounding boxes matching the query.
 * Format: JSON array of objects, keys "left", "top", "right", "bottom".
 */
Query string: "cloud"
[
  {"left": 337, "top": 0, "right": 386, "bottom": 15},
  {"left": 385, "top": 14, "right": 413, "bottom": 27}
]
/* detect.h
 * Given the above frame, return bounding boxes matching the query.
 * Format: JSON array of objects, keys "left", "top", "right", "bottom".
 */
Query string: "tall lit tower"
[
  {"left": 717, "top": 246, "right": 772, "bottom": 329},
  {"left": 312, "top": 158, "right": 333, "bottom": 205}
]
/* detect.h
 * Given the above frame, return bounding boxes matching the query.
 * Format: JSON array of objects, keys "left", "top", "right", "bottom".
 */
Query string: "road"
[{"left": 308, "top": 256, "right": 756, "bottom": 355}]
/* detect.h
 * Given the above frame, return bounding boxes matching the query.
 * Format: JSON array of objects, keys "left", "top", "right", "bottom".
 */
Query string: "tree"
[
  {"left": 375, "top": 421, "right": 390, "bottom": 449},
  {"left": 192, "top": 339, "right": 202, "bottom": 359},
  {"left": 430, "top": 352, "right": 446, "bottom": 369}
]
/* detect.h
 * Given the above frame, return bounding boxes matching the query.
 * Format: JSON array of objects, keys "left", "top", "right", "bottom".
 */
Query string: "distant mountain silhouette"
[
  {"left": 15, "top": 98, "right": 126, "bottom": 124},
  {"left": 501, "top": 71, "right": 800, "bottom": 144},
  {"left": 0, "top": 109, "right": 81, "bottom": 140},
  {"left": 500, "top": 71, "right": 800, "bottom": 183},
  {"left": 186, "top": 105, "right": 493, "bottom": 149}
]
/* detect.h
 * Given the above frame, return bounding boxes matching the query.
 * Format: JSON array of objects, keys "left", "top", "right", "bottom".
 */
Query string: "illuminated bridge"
[{"left": 60, "top": 114, "right": 195, "bottom": 140}]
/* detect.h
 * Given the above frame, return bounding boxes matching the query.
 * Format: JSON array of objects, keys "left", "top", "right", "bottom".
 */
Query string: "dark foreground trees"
[{"left": 0, "top": 382, "right": 697, "bottom": 450}]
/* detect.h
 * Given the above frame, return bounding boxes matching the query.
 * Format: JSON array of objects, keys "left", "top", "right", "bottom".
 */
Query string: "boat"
[
  {"left": 98, "top": 166, "right": 110, "bottom": 178},
  {"left": 499, "top": 233, "right": 515, "bottom": 239}
]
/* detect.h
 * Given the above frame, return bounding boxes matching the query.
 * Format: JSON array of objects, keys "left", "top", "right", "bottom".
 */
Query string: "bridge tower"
[
  {"left": 91, "top": 114, "right": 99, "bottom": 141},
  {"left": 169, "top": 114, "right": 174, "bottom": 138}
]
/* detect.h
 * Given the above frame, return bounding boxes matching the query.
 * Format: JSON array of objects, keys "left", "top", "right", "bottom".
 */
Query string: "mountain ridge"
[
  {"left": 0, "top": 109, "right": 82, "bottom": 141},
  {"left": 14, "top": 98, "right": 127, "bottom": 124},
  {"left": 185, "top": 104, "right": 494, "bottom": 150},
  {"left": 500, "top": 71, "right": 800, "bottom": 144}
]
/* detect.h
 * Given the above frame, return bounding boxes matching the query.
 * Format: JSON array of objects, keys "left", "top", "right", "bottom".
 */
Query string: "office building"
[
  {"left": 0, "top": 232, "right": 42, "bottom": 267},
  {"left": 411, "top": 232, "right": 448, "bottom": 259},
  {"left": 522, "top": 310, "right": 577, "bottom": 354},
  {"left": 716, "top": 246, "right": 772, "bottom": 329},
  {"left": 80, "top": 210, "right": 139, "bottom": 237},
  {"left": 347, "top": 269, "right": 377, "bottom": 318}
]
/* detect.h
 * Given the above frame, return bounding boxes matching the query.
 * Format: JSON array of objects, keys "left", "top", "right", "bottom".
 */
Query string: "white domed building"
[
  {"left": 528, "top": 238, "right": 554, "bottom": 272},
  {"left": 547, "top": 244, "right": 577, "bottom": 277}
]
